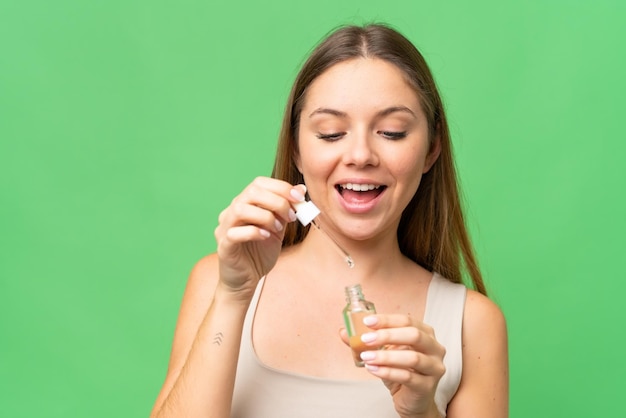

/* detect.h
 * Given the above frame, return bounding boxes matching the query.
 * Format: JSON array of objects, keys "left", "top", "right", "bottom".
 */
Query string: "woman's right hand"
[{"left": 214, "top": 177, "right": 305, "bottom": 298}]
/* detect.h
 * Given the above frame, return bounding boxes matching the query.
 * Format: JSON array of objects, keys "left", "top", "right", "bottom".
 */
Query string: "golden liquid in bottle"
[{"left": 347, "top": 310, "right": 372, "bottom": 367}]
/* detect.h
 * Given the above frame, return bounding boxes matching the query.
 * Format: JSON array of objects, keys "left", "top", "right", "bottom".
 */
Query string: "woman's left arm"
[{"left": 446, "top": 290, "right": 509, "bottom": 418}]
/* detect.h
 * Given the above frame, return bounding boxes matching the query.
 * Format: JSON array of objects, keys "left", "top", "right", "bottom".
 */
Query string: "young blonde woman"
[{"left": 151, "top": 24, "right": 508, "bottom": 418}]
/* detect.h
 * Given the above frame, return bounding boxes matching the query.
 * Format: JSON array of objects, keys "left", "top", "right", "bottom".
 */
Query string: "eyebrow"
[
  {"left": 308, "top": 108, "right": 348, "bottom": 118},
  {"left": 308, "top": 106, "right": 416, "bottom": 119},
  {"left": 378, "top": 106, "right": 416, "bottom": 118}
]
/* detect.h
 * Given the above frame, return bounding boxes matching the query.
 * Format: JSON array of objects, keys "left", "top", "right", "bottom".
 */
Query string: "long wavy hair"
[{"left": 270, "top": 24, "right": 487, "bottom": 295}]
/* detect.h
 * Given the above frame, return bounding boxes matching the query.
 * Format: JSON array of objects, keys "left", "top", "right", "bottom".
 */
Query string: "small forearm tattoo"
[{"left": 213, "top": 332, "right": 224, "bottom": 346}]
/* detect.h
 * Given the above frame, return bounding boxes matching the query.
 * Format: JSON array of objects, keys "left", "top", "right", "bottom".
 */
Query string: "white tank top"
[{"left": 231, "top": 273, "right": 466, "bottom": 417}]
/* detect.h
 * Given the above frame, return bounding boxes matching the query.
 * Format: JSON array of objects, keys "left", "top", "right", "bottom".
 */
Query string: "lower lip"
[{"left": 336, "top": 188, "right": 385, "bottom": 214}]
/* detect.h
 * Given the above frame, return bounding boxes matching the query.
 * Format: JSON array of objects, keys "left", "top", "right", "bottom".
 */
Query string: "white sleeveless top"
[{"left": 231, "top": 273, "right": 466, "bottom": 417}]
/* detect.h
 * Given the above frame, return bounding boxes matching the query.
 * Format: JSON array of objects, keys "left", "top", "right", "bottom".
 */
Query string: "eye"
[
  {"left": 378, "top": 130, "right": 408, "bottom": 140},
  {"left": 316, "top": 132, "right": 346, "bottom": 141}
]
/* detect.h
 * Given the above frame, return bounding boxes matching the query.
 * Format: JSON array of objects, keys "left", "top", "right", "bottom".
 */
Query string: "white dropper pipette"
[{"left": 293, "top": 200, "right": 354, "bottom": 268}]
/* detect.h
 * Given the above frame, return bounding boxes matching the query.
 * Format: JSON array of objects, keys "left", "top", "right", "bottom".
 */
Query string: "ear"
[{"left": 423, "top": 134, "right": 441, "bottom": 174}]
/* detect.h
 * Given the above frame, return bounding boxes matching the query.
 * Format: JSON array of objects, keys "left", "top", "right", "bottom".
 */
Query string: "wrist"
[
  {"left": 400, "top": 402, "right": 441, "bottom": 418},
  {"left": 420, "top": 406, "right": 442, "bottom": 418},
  {"left": 214, "top": 280, "right": 257, "bottom": 307}
]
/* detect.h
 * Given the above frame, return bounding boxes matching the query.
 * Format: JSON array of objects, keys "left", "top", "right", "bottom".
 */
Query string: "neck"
[{"left": 295, "top": 223, "right": 407, "bottom": 286}]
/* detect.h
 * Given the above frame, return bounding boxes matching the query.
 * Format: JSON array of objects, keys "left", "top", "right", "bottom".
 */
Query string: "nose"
[{"left": 342, "top": 131, "right": 379, "bottom": 167}]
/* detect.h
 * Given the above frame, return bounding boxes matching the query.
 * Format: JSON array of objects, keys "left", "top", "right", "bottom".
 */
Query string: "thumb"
[
  {"left": 295, "top": 183, "right": 307, "bottom": 197},
  {"left": 338, "top": 327, "right": 350, "bottom": 347}
]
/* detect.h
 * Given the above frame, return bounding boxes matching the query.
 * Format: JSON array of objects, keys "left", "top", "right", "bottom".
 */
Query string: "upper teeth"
[{"left": 340, "top": 183, "right": 380, "bottom": 191}]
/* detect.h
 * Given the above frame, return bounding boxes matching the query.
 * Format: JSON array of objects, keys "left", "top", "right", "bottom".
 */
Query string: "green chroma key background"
[{"left": 1, "top": 0, "right": 624, "bottom": 416}]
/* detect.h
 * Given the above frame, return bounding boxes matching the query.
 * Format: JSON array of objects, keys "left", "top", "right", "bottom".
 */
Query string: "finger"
[
  {"left": 217, "top": 203, "right": 285, "bottom": 240},
  {"left": 362, "top": 364, "right": 433, "bottom": 391},
  {"left": 229, "top": 179, "right": 304, "bottom": 225},
  {"left": 362, "top": 314, "right": 429, "bottom": 333},
  {"left": 224, "top": 225, "right": 275, "bottom": 242},
  {"left": 360, "top": 326, "right": 444, "bottom": 357},
  {"left": 360, "top": 348, "right": 446, "bottom": 378},
  {"left": 293, "top": 183, "right": 307, "bottom": 198},
  {"left": 245, "top": 177, "right": 306, "bottom": 207},
  {"left": 216, "top": 225, "right": 275, "bottom": 265},
  {"left": 338, "top": 328, "right": 349, "bottom": 346},
  {"left": 229, "top": 190, "right": 294, "bottom": 227},
  {"left": 361, "top": 314, "right": 441, "bottom": 350}
]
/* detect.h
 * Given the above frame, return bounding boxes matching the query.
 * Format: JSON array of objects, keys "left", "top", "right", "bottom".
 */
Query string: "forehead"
[{"left": 302, "top": 58, "right": 422, "bottom": 114}]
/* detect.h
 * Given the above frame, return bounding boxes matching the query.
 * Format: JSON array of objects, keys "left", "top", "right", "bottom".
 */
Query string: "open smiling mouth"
[{"left": 336, "top": 183, "right": 387, "bottom": 204}]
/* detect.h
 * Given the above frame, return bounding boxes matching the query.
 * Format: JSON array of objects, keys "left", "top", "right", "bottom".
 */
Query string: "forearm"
[{"left": 152, "top": 284, "right": 250, "bottom": 418}]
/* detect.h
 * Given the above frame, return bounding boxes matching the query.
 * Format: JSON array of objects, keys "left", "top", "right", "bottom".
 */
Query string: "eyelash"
[
  {"left": 316, "top": 132, "right": 346, "bottom": 141},
  {"left": 379, "top": 131, "right": 407, "bottom": 140},
  {"left": 316, "top": 131, "right": 408, "bottom": 141}
]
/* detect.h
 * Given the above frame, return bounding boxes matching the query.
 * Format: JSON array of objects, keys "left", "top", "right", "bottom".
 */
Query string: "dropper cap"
[{"left": 293, "top": 200, "right": 320, "bottom": 226}]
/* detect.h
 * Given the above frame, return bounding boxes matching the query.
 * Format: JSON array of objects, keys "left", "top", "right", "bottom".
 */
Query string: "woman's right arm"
[{"left": 150, "top": 178, "right": 305, "bottom": 418}]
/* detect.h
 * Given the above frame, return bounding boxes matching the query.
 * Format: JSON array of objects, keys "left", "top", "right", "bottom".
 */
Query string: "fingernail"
[
  {"left": 360, "top": 351, "right": 376, "bottom": 361},
  {"left": 363, "top": 316, "right": 378, "bottom": 326},
  {"left": 361, "top": 332, "right": 377, "bottom": 343},
  {"left": 288, "top": 208, "right": 297, "bottom": 222},
  {"left": 364, "top": 364, "right": 379, "bottom": 372},
  {"left": 290, "top": 188, "right": 305, "bottom": 202},
  {"left": 274, "top": 219, "right": 283, "bottom": 232},
  {"left": 259, "top": 229, "right": 271, "bottom": 238}
]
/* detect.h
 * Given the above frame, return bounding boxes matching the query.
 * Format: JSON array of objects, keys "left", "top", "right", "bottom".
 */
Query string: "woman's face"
[{"left": 296, "top": 58, "right": 439, "bottom": 242}]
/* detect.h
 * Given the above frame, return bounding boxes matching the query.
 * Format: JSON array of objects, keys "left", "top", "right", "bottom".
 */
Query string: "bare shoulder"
[
  {"left": 176, "top": 253, "right": 221, "bottom": 330},
  {"left": 461, "top": 289, "right": 508, "bottom": 366},
  {"left": 186, "top": 253, "right": 220, "bottom": 296},
  {"left": 447, "top": 289, "right": 509, "bottom": 417},
  {"left": 463, "top": 289, "right": 507, "bottom": 338}
]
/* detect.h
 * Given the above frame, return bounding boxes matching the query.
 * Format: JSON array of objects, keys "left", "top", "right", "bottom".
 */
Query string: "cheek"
[
  {"left": 389, "top": 152, "right": 430, "bottom": 202},
  {"left": 297, "top": 138, "right": 337, "bottom": 176},
  {"left": 392, "top": 146, "right": 429, "bottom": 178},
  {"left": 300, "top": 154, "right": 334, "bottom": 179},
  {"left": 298, "top": 153, "right": 325, "bottom": 187}
]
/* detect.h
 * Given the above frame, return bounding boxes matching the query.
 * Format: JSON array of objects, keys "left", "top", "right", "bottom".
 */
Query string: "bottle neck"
[{"left": 345, "top": 284, "right": 365, "bottom": 304}]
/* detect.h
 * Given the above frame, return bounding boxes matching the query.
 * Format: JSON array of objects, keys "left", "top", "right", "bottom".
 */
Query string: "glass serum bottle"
[{"left": 343, "top": 284, "right": 377, "bottom": 367}]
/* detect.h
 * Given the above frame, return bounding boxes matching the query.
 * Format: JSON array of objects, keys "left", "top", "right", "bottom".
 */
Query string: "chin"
[{"left": 341, "top": 222, "right": 393, "bottom": 242}]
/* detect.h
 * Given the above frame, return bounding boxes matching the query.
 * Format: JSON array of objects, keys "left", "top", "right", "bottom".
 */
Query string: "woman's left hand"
[{"left": 347, "top": 314, "right": 446, "bottom": 418}]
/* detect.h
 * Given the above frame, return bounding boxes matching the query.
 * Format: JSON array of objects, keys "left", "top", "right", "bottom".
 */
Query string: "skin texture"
[
  {"left": 150, "top": 58, "right": 508, "bottom": 418},
  {"left": 296, "top": 58, "right": 437, "bottom": 245}
]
